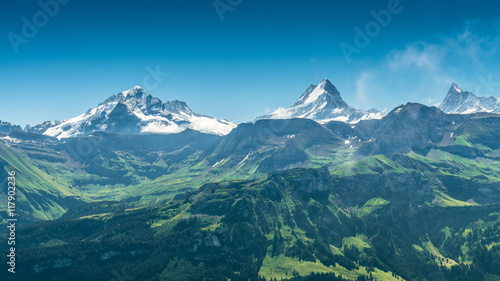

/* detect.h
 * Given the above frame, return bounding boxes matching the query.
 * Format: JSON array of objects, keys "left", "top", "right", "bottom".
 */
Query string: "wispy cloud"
[
  {"left": 355, "top": 72, "right": 372, "bottom": 102},
  {"left": 353, "top": 20, "right": 500, "bottom": 110},
  {"left": 387, "top": 42, "right": 442, "bottom": 71}
]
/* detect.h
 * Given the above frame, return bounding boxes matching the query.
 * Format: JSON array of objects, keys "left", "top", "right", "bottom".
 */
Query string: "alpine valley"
[{"left": 1, "top": 80, "right": 500, "bottom": 281}]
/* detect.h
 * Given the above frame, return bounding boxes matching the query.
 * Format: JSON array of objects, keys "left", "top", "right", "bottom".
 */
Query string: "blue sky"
[{"left": 1, "top": 0, "right": 500, "bottom": 126}]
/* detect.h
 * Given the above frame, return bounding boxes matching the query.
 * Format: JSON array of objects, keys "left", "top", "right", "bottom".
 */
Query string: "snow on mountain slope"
[
  {"left": 257, "top": 79, "right": 385, "bottom": 123},
  {"left": 439, "top": 83, "right": 500, "bottom": 114},
  {"left": 28, "top": 86, "right": 236, "bottom": 139}
]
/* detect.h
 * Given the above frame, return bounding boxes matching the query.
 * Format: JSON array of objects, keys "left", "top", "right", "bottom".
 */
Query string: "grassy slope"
[
  {"left": 8, "top": 167, "right": 500, "bottom": 280},
  {"left": 0, "top": 143, "right": 87, "bottom": 223}
]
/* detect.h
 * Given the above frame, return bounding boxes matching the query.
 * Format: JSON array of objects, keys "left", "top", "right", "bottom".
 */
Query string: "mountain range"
[
  {"left": 2, "top": 79, "right": 500, "bottom": 281},
  {"left": 440, "top": 83, "right": 500, "bottom": 114},
  {"left": 24, "top": 86, "right": 236, "bottom": 139},
  {"left": 3, "top": 79, "right": 499, "bottom": 141},
  {"left": 0, "top": 121, "right": 22, "bottom": 135},
  {"left": 257, "top": 79, "right": 384, "bottom": 123}
]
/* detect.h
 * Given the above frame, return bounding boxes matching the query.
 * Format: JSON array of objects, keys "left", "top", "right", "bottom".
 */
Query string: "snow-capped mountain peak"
[
  {"left": 119, "top": 85, "right": 144, "bottom": 97},
  {"left": 450, "top": 82, "right": 462, "bottom": 93},
  {"left": 258, "top": 78, "right": 384, "bottom": 123},
  {"left": 126, "top": 85, "right": 143, "bottom": 93},
  {"left": 293, "top": 78, "right": 344, "bottom": 107},
  {"left": 28, "top": 87, "right": 237, "bottom": 139},
  {"left": 439, "top": 83, "right": 500, "bottom": 114}
]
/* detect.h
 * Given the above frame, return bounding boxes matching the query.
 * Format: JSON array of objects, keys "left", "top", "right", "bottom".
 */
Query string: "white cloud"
[
  {"left": 355, "top": 72, "right": 371, "bottom": 102},
  {"left": 387, "top": 42, "right": 442, "bottom": 71},
  {"left": 352, "top": 20, "right": 500, "bottom": 110}
]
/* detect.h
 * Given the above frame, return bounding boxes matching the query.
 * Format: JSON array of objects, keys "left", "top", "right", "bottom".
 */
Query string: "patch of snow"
[
  {"left": 212, "top": 159, "right": 225, "bottom": 168},
  {"left": 303, "top": 85, "right": 327, "bottom": 104},
  {"left": 133, "top": 110, "right": 169, "bottom": 122},
  {"left": 267, "top": 107, "right": 294, "bottom": 119},
  {"left": 141, "top": 122, "right": 183, "bottom": 134},
  {"left": 188, "top": 115, "right": 236, "bottom": 136},
  {"left": 394, "top": 108, "right": 403, "bottom": 114},
  {"left": 452, "top": 83, "right": 462, "bottom": 93},
  {"left": 0, "top": 136, "right": 20, "bottom": 143},
  {"left": 236, "top": 153, "right": 252, "bottom": 167}
]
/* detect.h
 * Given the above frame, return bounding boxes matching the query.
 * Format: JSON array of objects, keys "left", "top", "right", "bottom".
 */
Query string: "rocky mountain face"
[
  {"left": 353, "top": 102, "right": 472, "bottom": 156},
  {"left": 439, "top": 83, "right": 500, "bottom": 114},
  {"left": 258, "top": 79, "right": 384, "bottom": 123},
  {"left": 0, "top": 121, "right": 22, "bottom": 135},
  {"left": 2, "top": 95, "right": 500, "bottom": 280},
  {"left": 26, "top": 86, "right": 237, "bottom": 139},
  {"left": 199, "top": 118, "right": 345, "bottom": 175}
]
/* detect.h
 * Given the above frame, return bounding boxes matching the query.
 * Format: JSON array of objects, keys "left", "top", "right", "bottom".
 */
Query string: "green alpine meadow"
[
  {"left": 3, "top": 1, "right": 500, "bottom": 280},
  {"left": 2, "top": 86, "right": 500, "bottom": 280}
]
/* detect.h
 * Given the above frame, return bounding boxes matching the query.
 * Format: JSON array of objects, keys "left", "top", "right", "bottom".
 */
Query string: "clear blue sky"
[{"left": 1, "top": 0, "right": 500, "bottom": 127}]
